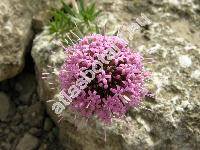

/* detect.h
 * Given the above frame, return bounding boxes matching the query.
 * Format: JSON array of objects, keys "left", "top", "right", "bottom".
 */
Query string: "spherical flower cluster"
[{"left": 59, "top": 34, "right": 149, "bottom": 124}]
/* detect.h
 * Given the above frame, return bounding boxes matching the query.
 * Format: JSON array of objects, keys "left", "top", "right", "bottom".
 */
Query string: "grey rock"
[
  {"left": 31, "top": 0, "right": 200, "bottom": 150},
  {"left": 12, "top": 112, "right": 22, "bottom": 126},
  {"left": 44, "top": 118, "right": 54, "bottom": 132},
  {"left": 23, "top": 102, "right": 45, "bottom": 127},
  {"left": 29, "top": 128, "right": 42, "bottom": 137},
  {"left": 0, "top": 0, "right": 33, "bottom": 81},
  {"left": 0, "top": 0, "right": 67, "bottom": 82},
  {"left": 38, "top": 143, "right": 48, "bottom": 150},
  {"left": 16, "top": 133, "right": 39, "bottom": 150},
  {"left": 7, "top": 132, "right": 16, "bottom": 143},
  {"left": 0, "top": 92, "right": 15, "bottom": 121},
  {"left": 1, "top": 142, "right": 11, "bottom": 150},
  {"left": 15, "top": 73, "right": 36, "bottom": 105}
]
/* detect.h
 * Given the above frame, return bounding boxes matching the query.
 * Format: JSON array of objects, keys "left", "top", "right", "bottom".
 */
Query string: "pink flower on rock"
[{"left": 59, "top": 34, "right": 149, "bottom": 124}]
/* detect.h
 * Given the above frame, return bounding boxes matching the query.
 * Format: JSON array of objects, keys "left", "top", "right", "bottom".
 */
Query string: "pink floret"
[{"left": 59, "top": 34, "right": 149, "bottom": 124}]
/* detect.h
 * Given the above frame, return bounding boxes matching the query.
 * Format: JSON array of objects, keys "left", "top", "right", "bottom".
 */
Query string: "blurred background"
[{"left": 0, "top": 0, "right": 199, "bottom": 150}]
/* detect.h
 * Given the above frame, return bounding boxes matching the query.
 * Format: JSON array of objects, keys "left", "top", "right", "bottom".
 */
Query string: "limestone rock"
[
  {"left": 16, "top": 133, "right": 39, "bottom": 150},
  {"left": 0, "top": 0, "right": 32, "bottom": 81},
  {"left": 0, "top": 92, "right": 15, "bottom": 121},
  {"left": 31, "top": 0, "right": 200, "bottom": 149},
  {"left": 23, "top": 102, "right": 45, "bottom": 128},
  {"left": 44, "top": 118, "right": 54, "bottom": 132},
  {"left": 0, "top": 0, "right": 67, "bottom": 82},
  {"left": 15, "top": 73, "right": 36, "bottom": 105}
]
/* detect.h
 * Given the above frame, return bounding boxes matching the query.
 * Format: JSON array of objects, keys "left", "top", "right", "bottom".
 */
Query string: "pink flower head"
[{"left": 59, "top": 34, "right": 149, "bottom": 124}]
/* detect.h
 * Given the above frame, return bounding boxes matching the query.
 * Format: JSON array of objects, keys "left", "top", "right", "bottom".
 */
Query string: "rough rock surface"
[
  {"left": 0, "top": 0, "right": 32, "bottom": 81},
  {"left": 0, "top": 92, "right": 14, "bottom": 121},
  {"left": 0, "top": 0, "right": 66, "bottom": 82},
  {"left": 0, "top": 71, "right": 64, "bottom": 149},
  {"left": 31, "top": 0, "right": 200, "bottom": 150},
  {"left": 16, "top": 133, "right": 39, "bottom": 150}
]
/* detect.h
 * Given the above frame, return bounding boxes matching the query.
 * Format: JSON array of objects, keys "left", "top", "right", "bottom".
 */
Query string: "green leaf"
[
  {"left": 61, "top": 0, "right": 76, "bottom": 16},
  {"left": 78, "top": 0, "right": 85, "bottom": 12},
  {"left": 49, "top": 0, "right": 101, "bottom": 39}
]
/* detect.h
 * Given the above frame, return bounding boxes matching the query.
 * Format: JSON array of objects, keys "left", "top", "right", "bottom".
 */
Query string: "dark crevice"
[{"left": 24, "top": 35, "right": 35, "bottom": 74}]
